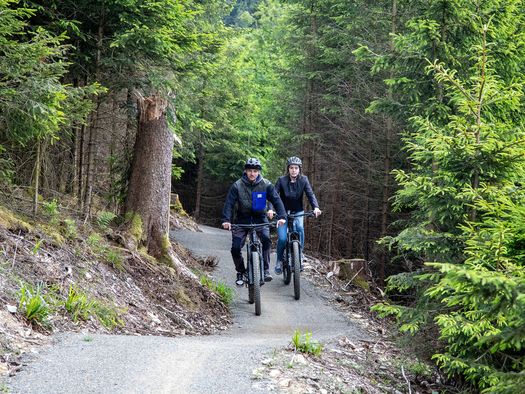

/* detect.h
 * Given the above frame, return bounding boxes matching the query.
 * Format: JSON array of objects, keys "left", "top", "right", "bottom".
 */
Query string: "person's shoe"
[
  {"left": 274, "top": 261, "right": 282, "bottom": 275},
  {"left": 236, "top": 272, "right": 244, "bottom": 286},
  {"left": 264, "top": 270, "right": 273, "bottom": 282}
]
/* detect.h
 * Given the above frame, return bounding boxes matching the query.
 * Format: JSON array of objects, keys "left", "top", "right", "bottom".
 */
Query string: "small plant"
[
  {"left": 31, "top": 238, "right": 44, "bottom": 255},
  {"left": 96, "top": 211, "right": 116, "bottom": 231},
  {"left": 65, "top": 285, "right": 95, "bottom": 321},
  {"left": 18, "top": 282, "right": 52, "bottom": 327},
  {"left": 83, "top": 335, "right": 94, "bottom": 342},
  {"left": 200, "top": 275, "right": 234, "bottom": 305},
  {"left": 91, "top": 302, "right": 124, "bottom": 329},
  {"left": 42, "top": 198, "right": 60, "bottom": 224},
  {"left": 87, "top": 232, "right": 105, "bottom": 255},
  {"left": 62, "top": 218, "right": 78, "bottom": 239},
  {"left": 291, "top": 330, "right": 323, "bottom": 356},
  {"left": 87, "top": 232, "right": 102, "bottom": 248},
  {"left": 105, "top": 247, "right": 123, "bottom": 270}
]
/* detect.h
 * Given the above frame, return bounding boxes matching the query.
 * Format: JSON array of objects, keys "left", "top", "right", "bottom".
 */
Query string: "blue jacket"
[{"left": 222, "top": 173, "right": 286, "bottom": 224}]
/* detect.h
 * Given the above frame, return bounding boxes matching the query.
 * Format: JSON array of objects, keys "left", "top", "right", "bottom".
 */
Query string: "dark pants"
[{"left": 231, "top": 226, "right": 271, "bottom": 273}]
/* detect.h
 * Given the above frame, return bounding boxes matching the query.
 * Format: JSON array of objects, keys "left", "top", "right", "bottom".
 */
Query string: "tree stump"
[{"left": 331, "top": 258, "right": 368, "bottom": 279}]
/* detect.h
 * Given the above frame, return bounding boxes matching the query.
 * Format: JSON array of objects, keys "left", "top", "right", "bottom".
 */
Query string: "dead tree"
[{"left": 125, "top": 93, "right": 195, "bottom": 279}]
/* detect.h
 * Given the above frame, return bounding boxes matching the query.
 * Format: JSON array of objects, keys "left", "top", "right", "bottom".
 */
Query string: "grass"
[
  {"left": 291, "top": 330, "right": 323, "bottom": 356},
  {"left": 199, "top": 275, "right": 234, "bottom": 305}
]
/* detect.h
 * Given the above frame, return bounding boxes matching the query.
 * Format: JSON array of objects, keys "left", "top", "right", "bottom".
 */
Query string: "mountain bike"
[
  {"left": 231, "top": 222, "right": 274, "bottom": 316},
  {"left": 282, "top": 211, "right": 316, "bottom": 300}
]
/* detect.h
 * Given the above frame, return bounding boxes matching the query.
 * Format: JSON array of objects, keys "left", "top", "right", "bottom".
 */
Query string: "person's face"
[
  {"left": 246, "top": 168, "right": 259, "bottom": 182},
  {"left": 288, "top": 165, "right": 300, "bottom": 178}
]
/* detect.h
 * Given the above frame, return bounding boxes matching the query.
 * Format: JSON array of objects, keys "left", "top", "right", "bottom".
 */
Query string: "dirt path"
[{"left": 6, "top": 225, "right": 366, "bottom": 394}]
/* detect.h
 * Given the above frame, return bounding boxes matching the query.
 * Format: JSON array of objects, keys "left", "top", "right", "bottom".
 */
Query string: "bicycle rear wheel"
[
  {"left": 252, "top": 251, "right": 261, "bottom": 315},
  {"left": 292, "top": 241, "right": 301, "bottom": 300}
]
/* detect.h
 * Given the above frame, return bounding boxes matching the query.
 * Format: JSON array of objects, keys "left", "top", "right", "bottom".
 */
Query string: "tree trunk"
[
  {"left": 193, "top": 143, "right": 205, "bottom": 220},
  {"left": 125, "top": 94, "right": 195, "bottom": 279},
  {"left": 33, "top": 139, "right": 42, "bottom": 217}
]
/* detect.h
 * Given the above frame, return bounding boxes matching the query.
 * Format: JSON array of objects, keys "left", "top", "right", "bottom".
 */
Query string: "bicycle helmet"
[
  {"left": 245, "top": 157, "right": 262, "bottom": 170},
  {"left": 287, "top": 156, "right": 302, "bottom": 168}
]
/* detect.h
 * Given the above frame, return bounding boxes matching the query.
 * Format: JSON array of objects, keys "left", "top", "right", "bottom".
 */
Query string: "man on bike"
[
  {"left": 222, "top": 158, "right": 286, "bottom": 286},
  {"left": 267, "top": 156, "right": 321, "bottom": 275}
]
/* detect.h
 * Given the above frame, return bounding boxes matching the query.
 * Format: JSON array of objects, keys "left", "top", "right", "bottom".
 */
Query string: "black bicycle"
[
  {"left": 231, "top": 222, "right": 274, "bottom": 316},
  {"left": 282, "top": 211, "right": 316, "bottom": 300}
]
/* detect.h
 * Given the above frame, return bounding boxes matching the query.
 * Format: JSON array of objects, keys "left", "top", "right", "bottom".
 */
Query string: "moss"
[
  {"left": 175, "top": 288, "right": 196, "bottom": 310},
  {"left": 137, "top": 247, "right": 158, "bottom": 265},
  {"left": 0, "top": 206, "right": 32, "bottom": 233},
  {"left": 161, "top": 233, "right": 171, "bottom": 253},
  {"left": 128, "top": 213, "right": 143, "bottom": 243},
  {"left": 38, "top": 224, "right": 66, "bottom": 246},
  {"left": 170, "top": 194, "right": 188, "bottom": 217},
  {"left": 353, "top": 277, "right": 370, "bottom": 291}
]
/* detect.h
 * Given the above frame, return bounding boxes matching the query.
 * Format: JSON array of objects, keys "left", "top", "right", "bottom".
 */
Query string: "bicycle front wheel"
[
  {"left": 252, "top": 251, "right": 261, "bottom": 315},
  {"left": 292, "top": 241, "right": 301, "bottom": 300},
  {"left": 283, "top": 249, "right": 291, "bottom": 285}
]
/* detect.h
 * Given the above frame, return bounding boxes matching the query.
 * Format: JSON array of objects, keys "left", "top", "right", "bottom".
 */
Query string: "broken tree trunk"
[{"left": 125, "top": 93, "right": 195, "bottom": 279}]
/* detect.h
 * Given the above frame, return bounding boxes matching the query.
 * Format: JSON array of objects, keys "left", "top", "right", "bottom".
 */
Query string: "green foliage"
[
  {"left": 105, "top": 248, "right": 123, "bottom": 270},
  {"left": 96, "top": 211, "right": 117, "bottom": 231},
  {"left": 64, "top": 284, "right": 123, "bottom": 329},
  {"left": 31, "top": 238, "right": 44, "bottom": 255},
  {"left": 65, "top": 284, "right": 95, "bottom": 321},
  {"left": 42, "top": 198, "right": 59, "bottom": 224},
  {"left": 91, "top": 302, "right": 124, "bottom": 330},
  {"left": 200, "top": 274, "right": 234, "bottom": 305},
  {"left": 375, "top": 4, "right": 525, "bottom": 391},
  {"left": 291, "top": 330, "right": 322, "bottom": 356},
  {"left": 87, "top": 232, "right": 103, "bottom": 250},
  {"left": 62, "top": 218, "right": 77, "bottom": 239},
  {"left": 17, "top": 281, "right": 55, "bottom": 327},
  {"left": 87, "top": 231, "right": 123, "bottom": 269}
]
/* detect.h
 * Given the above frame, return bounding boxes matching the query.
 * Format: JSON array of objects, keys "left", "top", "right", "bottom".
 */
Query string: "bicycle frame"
[{"left": 284, "top": 211, "right": 315, "bottom": 269}]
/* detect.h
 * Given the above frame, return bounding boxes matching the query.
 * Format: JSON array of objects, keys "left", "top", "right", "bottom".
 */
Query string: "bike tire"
[
  {"left": 248, "top": 284, "right": 254, "bottom": 304},
  {"left": 283, "top": 256, "right": 291, "bottom": 285},
  {"left": 252, "top": 251, "right": 261, "bottom": 315},
  {"left": 292, "top": 241, "right": 301, "bottom": 300}
]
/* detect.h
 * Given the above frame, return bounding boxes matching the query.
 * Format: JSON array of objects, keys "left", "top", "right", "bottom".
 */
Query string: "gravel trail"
[{"left": 7, "top": 225, "right": 365, "bottom": 394}]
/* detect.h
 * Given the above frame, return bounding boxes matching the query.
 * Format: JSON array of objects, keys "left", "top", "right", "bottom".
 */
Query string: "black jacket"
[
  {"left": 222, "top": 173, "right": 286, "bottom": 224},
  {"left": 274, "top": 174, "right": 319, "bottom": 213}
]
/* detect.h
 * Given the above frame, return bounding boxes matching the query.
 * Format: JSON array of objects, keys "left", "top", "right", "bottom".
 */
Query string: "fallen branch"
[{"left": 401, "top": 365, "right": 412, "bottom": 394}]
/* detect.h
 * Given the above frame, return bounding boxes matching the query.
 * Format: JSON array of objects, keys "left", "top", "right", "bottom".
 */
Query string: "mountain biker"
[
  {"left": 267, "top": 156, "right": 321, "bottom": 275},
  {"left": 222, "top": 158, "right": 286, "bottom": 286}
]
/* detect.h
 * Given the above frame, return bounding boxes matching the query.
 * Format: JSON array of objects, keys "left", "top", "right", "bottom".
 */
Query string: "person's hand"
[
  {"left": 314, "top": 207, "right": 322, "bottom": 217},
  {"left": 222, "top": 222, "right": 231, "bottom": 230},
  {"left": 267, "top": 209, "right": 274, "bottom": 220},
  {"left": 277, "top": 219, "right": 286, "bottom": 227}
]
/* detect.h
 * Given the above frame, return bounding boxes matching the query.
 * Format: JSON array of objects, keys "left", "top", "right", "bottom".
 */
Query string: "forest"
[{"left": 0, "top": 0, "right": 524, "bottom": 392}]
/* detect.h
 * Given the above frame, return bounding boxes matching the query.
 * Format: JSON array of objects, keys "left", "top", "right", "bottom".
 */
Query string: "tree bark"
[
  {"left": 125, "top": 94, "right": 195, "bottom": 279},
  {"left": 193, "top": 143, "right": 205, "bottom": 220}
]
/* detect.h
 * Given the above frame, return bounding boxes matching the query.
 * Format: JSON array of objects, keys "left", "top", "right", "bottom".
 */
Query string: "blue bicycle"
[{"left": 282, "top": 211, "right": 316, "bottom": 300}]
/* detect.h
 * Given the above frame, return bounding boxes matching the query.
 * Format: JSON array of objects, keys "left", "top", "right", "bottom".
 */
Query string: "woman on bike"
[
  {"left": 268, "top": 156, "right": 321, "bottom": 275},
  {"left": 222, "top": 158, "right": 286, "bottom": 285}
]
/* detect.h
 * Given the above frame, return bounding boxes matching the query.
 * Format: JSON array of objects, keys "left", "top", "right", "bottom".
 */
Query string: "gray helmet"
[
  {"left": 245, "top": 157, "right": 262, "bottom": 170},
  {"left": 287, "top": 156, "right": 302, "bottom": 168}
]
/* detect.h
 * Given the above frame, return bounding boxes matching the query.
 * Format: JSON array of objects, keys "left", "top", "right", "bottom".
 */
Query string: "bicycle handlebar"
[
  {"left": 287, "top": 210, "right": 317, "bottom": 219},
  {"left": 230, "top": 222, "right": 277, "bottom": 230}
]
